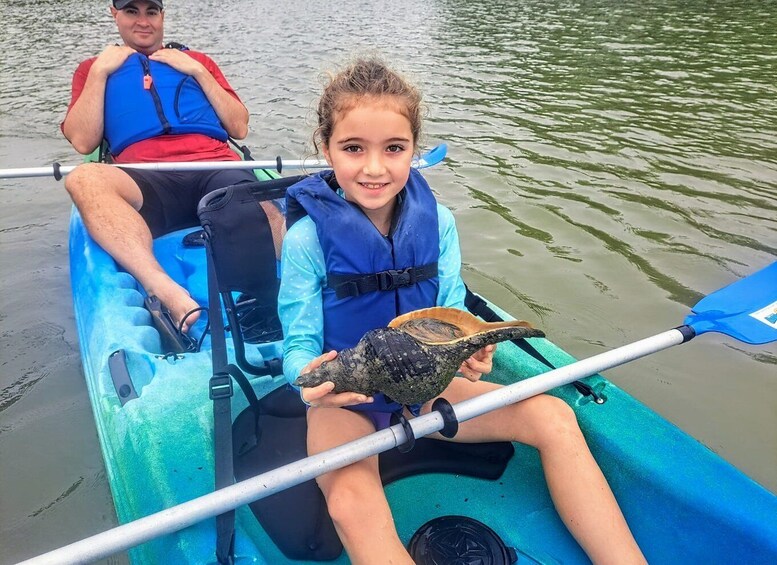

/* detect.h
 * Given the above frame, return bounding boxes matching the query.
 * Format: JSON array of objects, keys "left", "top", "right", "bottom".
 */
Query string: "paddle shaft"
[
  {"left": 0, "top": 159, "right": 326, "bottom": 179},
  {"left": 19, "top": 327, "right": 690, "bottom": 565},
  {"left": 0, "top": 144, "right": 447, "bottom": 180}
]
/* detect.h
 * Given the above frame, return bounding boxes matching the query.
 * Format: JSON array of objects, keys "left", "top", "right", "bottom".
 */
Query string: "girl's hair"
[{"left": 314, "top": 57, "right": 423, "bottom": 155}]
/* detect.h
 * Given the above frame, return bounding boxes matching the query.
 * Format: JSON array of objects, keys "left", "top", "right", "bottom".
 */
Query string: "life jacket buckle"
[{"left": 379, "top": 268, "right": 415, "bottom": 290}]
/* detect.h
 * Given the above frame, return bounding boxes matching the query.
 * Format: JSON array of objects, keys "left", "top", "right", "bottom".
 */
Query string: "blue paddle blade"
[
  {"left": 685, "top": 262, "right": 777, "bottom": 345},
  {"left": 414, "top": 143, "right": 448, "bottom": 169}
]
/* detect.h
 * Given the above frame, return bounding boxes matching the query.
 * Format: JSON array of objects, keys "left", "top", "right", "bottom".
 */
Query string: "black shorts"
[{"left": 122, "top": 167, "right": 257, "bottom": 238}]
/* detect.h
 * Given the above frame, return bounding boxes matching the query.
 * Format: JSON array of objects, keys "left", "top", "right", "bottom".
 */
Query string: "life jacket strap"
[{"left": 327, "top": 262, "right": 438, "bottom": 299}]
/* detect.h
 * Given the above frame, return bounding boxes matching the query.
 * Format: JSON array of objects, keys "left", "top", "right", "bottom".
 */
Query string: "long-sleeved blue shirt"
[{"left": 278, "top": 203, "right": 467, "bottom": 386}]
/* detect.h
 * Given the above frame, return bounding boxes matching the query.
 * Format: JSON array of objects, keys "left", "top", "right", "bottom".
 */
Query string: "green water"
[{"left": 1, "top": 0, "right": 775, "bottom": 562}]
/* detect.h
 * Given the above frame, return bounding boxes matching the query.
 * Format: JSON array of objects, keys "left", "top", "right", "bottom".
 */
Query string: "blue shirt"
[{"left": 279, "top": 203, "right": 467, "bottom": 387}]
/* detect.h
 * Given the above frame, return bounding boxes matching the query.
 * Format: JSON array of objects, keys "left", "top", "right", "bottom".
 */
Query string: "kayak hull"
[{"left": 69, "top": 208, "right": 777, "bottom": 564}]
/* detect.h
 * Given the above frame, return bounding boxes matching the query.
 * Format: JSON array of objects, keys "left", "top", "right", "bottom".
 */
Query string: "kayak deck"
[{"left": 69, "top": 209, "right": 777, "bottom": 564}]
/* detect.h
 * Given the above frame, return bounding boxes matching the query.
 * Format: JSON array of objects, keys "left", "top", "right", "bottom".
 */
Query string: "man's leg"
[{"left": 65, "top": 163, "right": 199, "bottom": 330}]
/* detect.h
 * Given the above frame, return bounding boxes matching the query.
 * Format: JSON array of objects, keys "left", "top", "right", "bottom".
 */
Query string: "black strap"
[
  {"left": 204, "top": 230, "right": 236, "bottom": 565},
  {"left": 465, "top": 287, "right": 555, "bottom": 367},
  {"left": 225, "top": 364, "right": 262, "bottom": 414},
  {"left": 464, "top": 287, "right": 602, "bottom": 402},
  {"left": 228, "top": 137, "right": 253, "bottom": 161},
  {"left": 327, "top": 263, "right": 438, "bottom": 299}
]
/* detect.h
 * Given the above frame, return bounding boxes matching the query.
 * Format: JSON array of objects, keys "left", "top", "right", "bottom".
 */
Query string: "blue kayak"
[{"left": 69, "top": 198, "right": 777, "bottom": 564}]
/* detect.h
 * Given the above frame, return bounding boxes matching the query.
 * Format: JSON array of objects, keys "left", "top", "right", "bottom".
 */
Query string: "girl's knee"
[
  {"left": 524, "top": 395, "right": 582, "bottom": 446},
  {"left": 542, "top": 394, "right": 577, "bottom": 421},
  {"left": 321, "top": 480, "right": 381, "bottom": 532}
]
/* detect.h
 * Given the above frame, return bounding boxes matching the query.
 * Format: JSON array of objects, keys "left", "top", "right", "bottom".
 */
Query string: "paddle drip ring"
[{"left": 408, "top": 515, "right": 517, "bottom": 565}]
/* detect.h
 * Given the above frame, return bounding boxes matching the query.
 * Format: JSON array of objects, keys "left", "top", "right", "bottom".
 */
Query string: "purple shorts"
[
  {"left": 356, "top": 410, "right": 394, "bottom": 431},
  {"left": 345, "top": 393, "right": 422, "bottom": 431}
]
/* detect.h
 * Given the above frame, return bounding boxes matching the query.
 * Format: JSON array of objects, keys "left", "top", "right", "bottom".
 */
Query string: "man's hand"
[
  {"left": 91, "top": 45, "right": 136, "bottom": 79},
  {"left": 457, "top": 344, "right": 496, "bottom": 382},
  {"left": 62, "top": 44, "right": 137, "bottom": 153},
  {"left": 149, "top": 48, "right": 205, "bottom": 77},
  {"left": 148, "top": 48, "right": 249, "bottom": 138},
  {"left": 300, "top": 351, "right": 373, "bottom": 408}
]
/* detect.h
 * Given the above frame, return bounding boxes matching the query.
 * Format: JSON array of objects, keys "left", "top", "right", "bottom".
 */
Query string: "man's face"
[{"left": 111, "top": 1, "right": 164, "bottom": 55}]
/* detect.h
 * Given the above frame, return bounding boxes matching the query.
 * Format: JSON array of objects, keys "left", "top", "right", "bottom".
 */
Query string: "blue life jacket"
[
  {"left": 103, "top": 52, "right": 228, "bottom": 155},
  {"left": 287, "top": 168, "right": 440, "bottom": 411}
]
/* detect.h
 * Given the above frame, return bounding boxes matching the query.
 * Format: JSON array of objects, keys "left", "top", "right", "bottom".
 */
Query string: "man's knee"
[
  {"left": 65, "top": 163, "right": 142, "bottom": 209},
  {"left": 64, "top": 163, "right": 102, "bottom": 200}
]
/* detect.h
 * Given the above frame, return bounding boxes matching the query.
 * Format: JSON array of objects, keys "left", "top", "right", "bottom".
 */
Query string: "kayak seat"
[
  {"left": 233, "top": 385, "right": 515, "bottom": 561},
  {"left": 198, "top": 176, "right": 305, "bottom": 376}
]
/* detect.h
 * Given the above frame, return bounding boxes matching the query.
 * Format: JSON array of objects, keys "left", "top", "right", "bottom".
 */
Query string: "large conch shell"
[{"left": 295, "top": 307, "right": 545, "bottom": 405}]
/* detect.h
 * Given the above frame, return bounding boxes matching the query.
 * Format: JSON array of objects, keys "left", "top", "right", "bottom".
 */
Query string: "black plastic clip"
[
  {"left": 391, "top": 411, "right": 416, "bottom": 453},
  {"left": 209, "top": 373, "right": 233, "bottom": 400},
  {"left": 378, "top": 268, "right": 414, "bottom": 290},
  {"left": 432, "top": 397, "right": 459, "bottom": 438},
  {"left": 53, "top": 162, "right": 62, "bottom": 181}
]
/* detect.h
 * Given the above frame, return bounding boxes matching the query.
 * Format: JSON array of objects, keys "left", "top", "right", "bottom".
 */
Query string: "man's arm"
[
  {"left": 149, "top": 49, "right": 249, "bottom": 139},
  {"left": 62, "top": 45, "right": 136, "bottom": 154}
]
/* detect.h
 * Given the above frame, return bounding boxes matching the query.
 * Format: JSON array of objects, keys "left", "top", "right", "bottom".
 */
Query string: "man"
[{"left": 62, "top": 0, "right": 256, "bottom": 332}]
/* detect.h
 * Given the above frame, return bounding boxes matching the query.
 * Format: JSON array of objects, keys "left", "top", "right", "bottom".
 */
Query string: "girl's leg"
[
  {"left": 307, "top": 407, "right": 414, "bottom": 565},
  {"left": 423, "top": 378, "right": 646, "bottom": 565}
]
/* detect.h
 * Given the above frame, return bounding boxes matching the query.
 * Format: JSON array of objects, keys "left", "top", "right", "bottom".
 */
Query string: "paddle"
[
  {"left": 18, "top": 262, "right": 776, "bottom": 565},
  {"left": 0, "top": 143, "right": 448, "bottom": 180}
]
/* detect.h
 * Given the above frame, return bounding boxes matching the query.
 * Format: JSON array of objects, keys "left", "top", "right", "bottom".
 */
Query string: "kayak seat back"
[
  {"left": 233, "top": 385, "right": 515, "bottom": 561},
  {"left": 198, "top": 176, "right": 305, "bottom": 375}
]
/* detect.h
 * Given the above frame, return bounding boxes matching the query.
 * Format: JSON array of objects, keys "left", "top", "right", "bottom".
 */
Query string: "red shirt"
[{"left": 62, "top": 50, "right": 243, "bottom": 163}]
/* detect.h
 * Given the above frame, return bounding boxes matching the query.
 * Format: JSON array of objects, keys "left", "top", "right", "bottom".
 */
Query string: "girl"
[{"left": 278, "top": 57, "right": 646, "bottom": 565}]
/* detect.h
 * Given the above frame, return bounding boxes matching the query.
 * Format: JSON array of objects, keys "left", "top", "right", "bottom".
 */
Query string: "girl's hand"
[
  {"left": 457, "top": 344, "right": 496, "bottom": 382},
  {"left": 300, "top": 351, "right": 373, "bottom": 408}
]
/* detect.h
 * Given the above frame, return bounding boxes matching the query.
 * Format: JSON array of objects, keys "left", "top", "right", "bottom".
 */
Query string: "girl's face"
[{"left": 322, "top": 97, "right": 415, "bottom": 232}]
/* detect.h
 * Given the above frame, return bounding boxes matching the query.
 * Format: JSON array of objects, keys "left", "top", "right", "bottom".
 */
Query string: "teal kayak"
[{"left": 69, "top": 195, "right": 777, "bottom": 564}]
